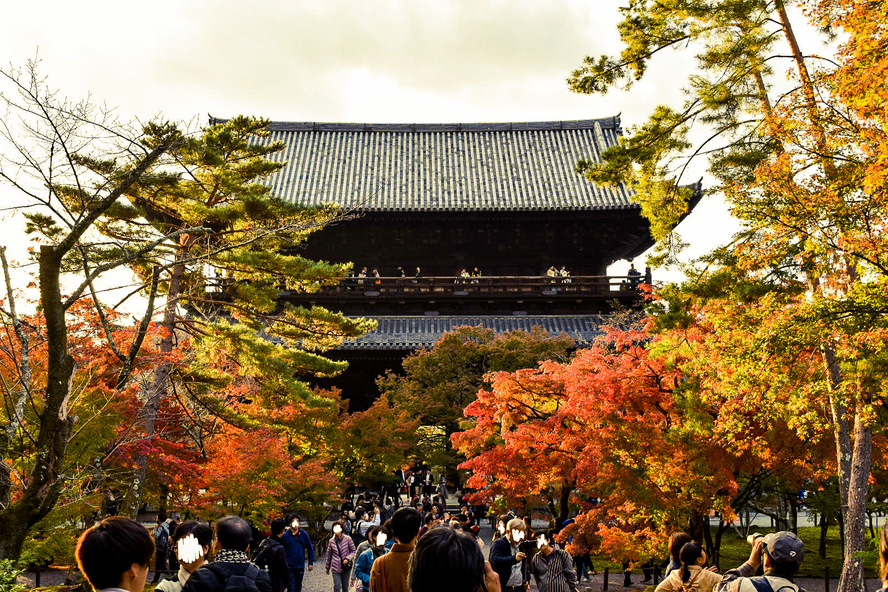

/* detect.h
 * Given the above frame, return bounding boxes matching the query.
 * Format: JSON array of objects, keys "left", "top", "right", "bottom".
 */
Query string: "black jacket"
[
  {"left": 254, "top": 537, "right": 288, "bottom": 592},
  {"left": 489, "top": 537, "right": 528, "bottom": 590},
  {"left": 181, "top": 561, "right": 273, "bottom": 592}
]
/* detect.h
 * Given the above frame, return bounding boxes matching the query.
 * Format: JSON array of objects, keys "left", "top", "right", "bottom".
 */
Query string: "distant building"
[{"left": 217, "top": 117, "right": 697, "bottom": 407}]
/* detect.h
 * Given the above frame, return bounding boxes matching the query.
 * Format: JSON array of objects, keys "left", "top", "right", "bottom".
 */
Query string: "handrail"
[{"left": 207, "top": 274, "right": 649, "bottom": 296}]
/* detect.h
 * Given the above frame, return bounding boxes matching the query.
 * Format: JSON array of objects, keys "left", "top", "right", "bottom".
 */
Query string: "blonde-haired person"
[{"left": 655, "top": 542, "right": 720, "bottom": 592}]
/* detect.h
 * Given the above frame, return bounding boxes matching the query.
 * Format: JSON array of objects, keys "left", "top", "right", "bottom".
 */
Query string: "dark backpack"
[
  {"left": 205, "top": 562, "right": 262, "bottom": 592},
  {"left": 252, "top": 538, "right": 277, "bottom": 571},
  {"left": 153, "top": 525, "right": 170, "bottom": 552},
  {"left": 748, "top": 576, "right": 802, "bottom": 592}
]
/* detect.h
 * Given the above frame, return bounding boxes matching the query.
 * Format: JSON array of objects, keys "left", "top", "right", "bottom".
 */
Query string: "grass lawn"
[{"left": 587, "top": 526, "right": 880, "bottom": 580}]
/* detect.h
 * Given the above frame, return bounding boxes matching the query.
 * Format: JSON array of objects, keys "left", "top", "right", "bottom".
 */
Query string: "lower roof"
[{"left": 338, "top": 314, "right": 611, "bottom": 350}]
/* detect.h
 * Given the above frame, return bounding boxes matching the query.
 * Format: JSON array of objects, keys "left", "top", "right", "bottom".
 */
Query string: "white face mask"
[
  {"left": 333, "top": 525, "right": 342, "bottom": 534},
  {"left": 291, "top": 520, "right": 300, "bottom": 529},
  {"left": 376, "top": 533, "right": 388, "bottom": 546},
  {"left": 537, "top": 536, "right": 548, "bottom": 549},
  {"left": 511, "top": 529, "right": 525, "bottom": 542},
  {"left": 177, "top": 534, "right": 204, "bottom": 564}
]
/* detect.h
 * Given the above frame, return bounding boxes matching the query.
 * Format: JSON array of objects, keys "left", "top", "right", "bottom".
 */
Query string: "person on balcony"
[{"left": 628, "top": 262, "right": 642, "bottom": 288}]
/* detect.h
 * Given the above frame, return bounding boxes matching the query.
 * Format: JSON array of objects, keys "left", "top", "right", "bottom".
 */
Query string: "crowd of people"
[
  {"left": 73, "top": 494, "right": 828, "bottom": 592},
  {"left": 344, "top": 263, "right": 651, "bottom": 288}
]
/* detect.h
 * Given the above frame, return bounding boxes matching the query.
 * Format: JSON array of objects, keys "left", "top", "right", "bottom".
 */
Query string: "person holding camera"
[
  {"left": 716, "top": 532, "right": 805, "bottom": 592},
  {"left": 490, "top": 518, "right": 531, "bottom": 592},
  {"left": 531, "top": 531, "right": 578, "bottom": 592}
]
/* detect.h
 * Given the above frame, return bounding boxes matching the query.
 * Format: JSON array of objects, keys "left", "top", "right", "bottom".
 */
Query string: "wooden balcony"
[{"left": 259, "top": 274, "right": 649, "bottom": 315}]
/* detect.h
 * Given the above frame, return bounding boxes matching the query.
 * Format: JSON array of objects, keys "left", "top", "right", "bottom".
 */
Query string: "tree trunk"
[
  {"left": 557, "top": 482, "right": 571, "bottom": 527},
  {"left": 0, "top": 246, "right": 75, "bottom": 559},
  {"left": 127, "top": 253, "right": 188, "bottom": 517},
  {"left": 837, "top": 401, "right": 872, "bottom": 592},
  {"left": 820, "top": 510, "right": 830, "bottom": 558},
  {"left": 688, "top": 509, "right": 706, "bottom": 551},
  {"left": 712, "top": 520, "right": 730, "bottom": 571}
]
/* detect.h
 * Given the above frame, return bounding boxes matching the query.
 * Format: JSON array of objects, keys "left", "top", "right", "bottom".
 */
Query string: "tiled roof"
[
  {"left": 338, "top": 314, "right": 610, "bottom": 350},
  {"left": 248, "top": 118, "right": 635, "bottom": 212}
]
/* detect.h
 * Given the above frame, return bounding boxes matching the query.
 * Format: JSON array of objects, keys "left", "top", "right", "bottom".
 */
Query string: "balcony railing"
[{"left": 264, "top": 274, "right": 649, "bottom": 298}]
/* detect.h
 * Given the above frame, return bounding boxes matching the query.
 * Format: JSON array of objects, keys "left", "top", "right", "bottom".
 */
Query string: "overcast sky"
[{"left": 0, "top": 0, "right": 740, "bottom": 285}]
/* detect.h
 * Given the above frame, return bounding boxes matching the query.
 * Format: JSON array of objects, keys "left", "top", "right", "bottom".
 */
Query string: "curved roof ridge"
[{"left": 252, "top": 117, "right": 622, "bottom": 133}]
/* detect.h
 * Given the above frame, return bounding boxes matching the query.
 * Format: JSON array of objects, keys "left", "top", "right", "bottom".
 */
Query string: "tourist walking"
[
  {"left": 354, "top": 528, "right": 390, "bottom": 591},
  {"left": 369, "top": 507, "right": 422, "bottom": 592},
  {"left": 253, "top": 518, "right": 289, "bottom": 592},
  {"left": 280, "top": 515, "right": 315, "bottom": 592},
  {"left": 326, "top": 520, "right": 357, "bottom": 592}
]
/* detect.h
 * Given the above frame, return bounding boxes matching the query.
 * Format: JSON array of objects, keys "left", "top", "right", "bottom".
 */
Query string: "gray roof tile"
[
  {"left": 248, "top": 118, "right": 634, "bottom": 212},
  {"left": 338, "top": 314, "right": 610, "bottom": 350}
]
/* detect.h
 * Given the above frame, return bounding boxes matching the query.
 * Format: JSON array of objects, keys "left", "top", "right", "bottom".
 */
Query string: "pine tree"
[{"left": 90, "top": 115, "right": 375, "bottom": 513}]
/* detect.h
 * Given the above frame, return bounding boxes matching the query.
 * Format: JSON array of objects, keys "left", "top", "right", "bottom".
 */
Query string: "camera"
[
  {"left": 518, "top": 540, "right": 535, "bottom": 555},
  {"left": 746, "top": 533, "right": 764, "bottom": 545},
  {"left": 747, "top": 533, "right": 768, "bottom": 559}
]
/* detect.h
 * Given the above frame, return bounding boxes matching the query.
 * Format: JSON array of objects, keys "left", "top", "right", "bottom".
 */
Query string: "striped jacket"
[
  {"left": 532, "top": 548, "right": 578, "bottom": 592},
  {"left": 326, "top": 534, "right": 357, "bottom": 574}
]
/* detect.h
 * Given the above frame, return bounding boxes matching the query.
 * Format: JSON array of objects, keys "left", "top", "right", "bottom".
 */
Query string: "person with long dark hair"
[
  {"left": 654, "top": 542, "right": 720, "bottom": 592},
  {"left": 664, "top": 532, "right": 694, "bottom": 576}
]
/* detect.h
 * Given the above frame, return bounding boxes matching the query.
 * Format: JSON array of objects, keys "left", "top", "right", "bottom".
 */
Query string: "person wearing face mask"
[
  {"left": 253, "top": 518, "right": 289, "bottom": 592},
  {"left": 489, "top": 518, "right": 530, "bottom": 592},
  {"left": 531, "top": 531, "right": 577, "bottom": 592},
  {"left": 156, "top": 521, "right": 214, "bottom": 592},
  {"left": 181, "top": 515, "right": 272, "bottom": 592},
  {"left": 280, "top": 514, "right": 315, "bottom": 592},
  {"left": 493, "top": 515, "right": 511, "bottom": 542},
  {"left": 326, "top": 520, "right": 357, "bottom": 592},
  {"left": 354, "top": 527, "right": 391, "bottom": 591}
]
